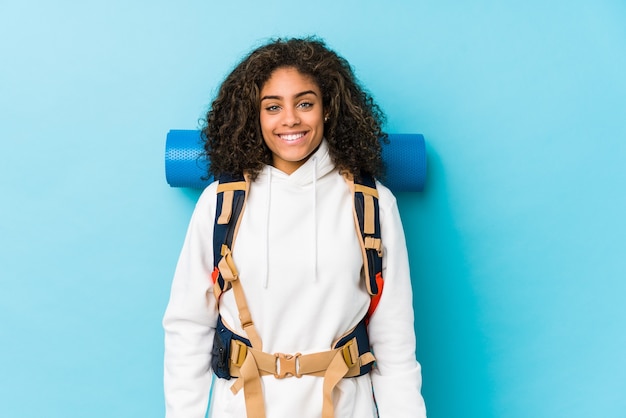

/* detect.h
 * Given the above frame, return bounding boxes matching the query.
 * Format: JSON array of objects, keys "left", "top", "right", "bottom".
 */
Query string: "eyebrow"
[{"left": 260, "top": 90, "right": 319, "bottom": 102}]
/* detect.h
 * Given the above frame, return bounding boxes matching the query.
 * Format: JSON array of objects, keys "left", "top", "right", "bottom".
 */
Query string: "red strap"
[{"left": 367, "top": 272, "right": 384, "bottom": 319}]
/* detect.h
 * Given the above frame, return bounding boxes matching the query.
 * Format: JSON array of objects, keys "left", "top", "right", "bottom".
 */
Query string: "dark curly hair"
[{"left": 202, "top": 36, "right": 388, "bottom": 180}]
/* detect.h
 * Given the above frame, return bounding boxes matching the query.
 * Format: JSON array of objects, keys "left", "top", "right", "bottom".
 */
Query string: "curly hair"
[{"left": 202, "top": 36, "right": 388, "bottom": 180}]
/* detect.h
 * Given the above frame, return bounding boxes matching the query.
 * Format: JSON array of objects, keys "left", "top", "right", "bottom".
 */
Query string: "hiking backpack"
[{"left": 209, "top": 171, "right": 384, "bottom": 418}]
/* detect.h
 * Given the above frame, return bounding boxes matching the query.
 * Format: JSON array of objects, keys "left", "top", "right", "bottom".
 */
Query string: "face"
[{"left": 259, "top": 67, "right": 325, "bottom": 175}]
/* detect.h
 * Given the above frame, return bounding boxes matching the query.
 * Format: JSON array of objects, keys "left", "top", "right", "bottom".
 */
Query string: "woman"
[{"left": 163, "top": 37, "right": 426, "bottom": 418}]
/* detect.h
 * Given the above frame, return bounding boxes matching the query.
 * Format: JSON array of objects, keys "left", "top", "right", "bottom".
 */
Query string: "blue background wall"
[{"left": 1, "top": 1, "right": 625, "bottom": 417}]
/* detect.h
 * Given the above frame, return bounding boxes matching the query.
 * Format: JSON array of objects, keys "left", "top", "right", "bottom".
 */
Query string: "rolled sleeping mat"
[{"left": 165, "top": 130, "right": 427, "bottom": 192}]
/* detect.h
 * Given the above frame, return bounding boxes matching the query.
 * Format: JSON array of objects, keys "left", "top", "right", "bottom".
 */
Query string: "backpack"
[{"left": 209, "top": 171, "right": 384, "bottom": 418}]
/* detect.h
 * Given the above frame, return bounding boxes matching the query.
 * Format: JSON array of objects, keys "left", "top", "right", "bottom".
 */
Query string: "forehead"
[{"left": 261, "top": 67, "right": 320, "bottom": 94}]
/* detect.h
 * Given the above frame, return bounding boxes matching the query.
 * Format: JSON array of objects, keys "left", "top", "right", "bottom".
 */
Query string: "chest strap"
[{"left": 212, "top": 315, "right": 375, "bottom": 418}]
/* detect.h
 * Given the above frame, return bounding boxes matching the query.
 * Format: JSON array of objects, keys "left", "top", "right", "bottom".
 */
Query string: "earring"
[{"left": 324, "top": 115, "right": 329, "bottom": 122}]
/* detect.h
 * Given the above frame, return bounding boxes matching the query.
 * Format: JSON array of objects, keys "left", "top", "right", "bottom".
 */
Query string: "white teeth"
[{"left": 279, "top": 132, "right": 305, "bottom": 141}]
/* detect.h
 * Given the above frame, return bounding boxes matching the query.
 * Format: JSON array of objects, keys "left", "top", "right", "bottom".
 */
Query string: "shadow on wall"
[
  {"left": 397, "top": 144, "right": 496, "bottom": 418},
  {"left": 177, "top": 187, "right": 203, "bottom": 204}
]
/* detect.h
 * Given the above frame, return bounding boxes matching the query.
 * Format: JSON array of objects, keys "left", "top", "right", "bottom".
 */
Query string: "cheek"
[
  {"left": 316, "top": 115, "right": 326, "bottom": 134},
  {"left": 309, "top": 111, "right": 324, "bottom": 129},
  {"left": 259, "top": 116, "right": 272, "bottom": 137}
]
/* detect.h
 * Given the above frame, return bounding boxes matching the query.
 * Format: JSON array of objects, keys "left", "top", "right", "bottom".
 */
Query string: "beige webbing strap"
[
  {"left": 217, "top": 181, "right": 248, "bottom": 193},
  {"left": 216, "top": 180, "right": 247, "bottom": 225},
  {"left": 321, "top": 350, "right": 351, "bottom": 418},
  {"left": 217, "top": 190, "right": 234, "bottom": 224},
  {"left": 238, "top": 353, "right": 265, "bottom": 418},
  {"left": 344, "top": 175, "right": 374, "bottom": 295},
  {"left": 228, "top": 342, "right": 375, "bottom": 418},
  {"left": 353, "top": 183, "right": 379, "bottom": 198},
  {"left": 228, "top": 343, "right": 374, "bottom": 380},
  {"left": 353, "top": 184, "right": 378, "bottom": 235},
  {"left": 218, "top": 247, "right": 263, "bottom": 350},
  {"left": 364, "top": 236, "right": 382, "bottom": 255}
]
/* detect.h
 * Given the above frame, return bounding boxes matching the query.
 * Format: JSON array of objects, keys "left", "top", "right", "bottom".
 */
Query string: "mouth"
[{"left": 278, "top": 132, "right": 307, "bottom": 142}]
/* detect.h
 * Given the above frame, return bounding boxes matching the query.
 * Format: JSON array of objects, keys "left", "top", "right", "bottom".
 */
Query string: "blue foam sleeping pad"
[{"left": 165, "top": 130, "right": 427, "bottom": 192}]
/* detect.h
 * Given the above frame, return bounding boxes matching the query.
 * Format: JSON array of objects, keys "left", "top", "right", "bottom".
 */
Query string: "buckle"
[
  {"left": 274, "top": 353, "right": 302, "bottom": 379},
  {"left": 364, "top": 237, "right": 382, "bottom": 254},
  {"left": 341, "top": 339, "right": 358, "bottom": 368},
  {"left": 231, "top": 340, "right": 248, "bottom": 368}
]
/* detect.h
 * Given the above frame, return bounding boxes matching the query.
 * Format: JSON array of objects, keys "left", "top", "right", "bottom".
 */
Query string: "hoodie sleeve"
[
  {"left": 163, "top": 184, "right": 219, "bottom": 418},
  {"left": 367, "top": 185, "right": 427, "bottom": 418}
]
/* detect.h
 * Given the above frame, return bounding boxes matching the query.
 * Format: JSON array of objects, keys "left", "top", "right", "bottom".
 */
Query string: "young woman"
[{"left": 163, "top": 37, "right": 426, "bottom": 418}]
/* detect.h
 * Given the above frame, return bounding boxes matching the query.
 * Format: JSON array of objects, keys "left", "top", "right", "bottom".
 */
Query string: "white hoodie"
[{"left": 163, "top": 140, "right": 426, "bottom": 417}]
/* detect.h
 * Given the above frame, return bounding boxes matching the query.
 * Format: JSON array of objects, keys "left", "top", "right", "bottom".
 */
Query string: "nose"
[{"left": 282, "top": 108, "right": 300, "bottom": 127}]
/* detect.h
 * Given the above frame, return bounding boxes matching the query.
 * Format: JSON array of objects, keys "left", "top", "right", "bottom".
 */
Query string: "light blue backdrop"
[{"left": 1, "top": 1, "right": 625, "bottom": 417}]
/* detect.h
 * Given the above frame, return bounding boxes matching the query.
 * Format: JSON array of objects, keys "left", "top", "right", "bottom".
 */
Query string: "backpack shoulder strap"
[
  {"left": 211, "top": 172, "right": 262, "bottom": 349},
  {"left": 211, "top": 172, "right": 249, "bottom": 301},
  {"left": 347, "top": 174, "right": 385, "bottom": 318}
]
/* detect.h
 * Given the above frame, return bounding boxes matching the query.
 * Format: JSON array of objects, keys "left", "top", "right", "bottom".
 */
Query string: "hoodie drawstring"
[
  {"left": 262, "top": 166, "right": 271, "bottom": 288},
  {"left": 312, "top": 156, "right": 318, "bottom": 282}
]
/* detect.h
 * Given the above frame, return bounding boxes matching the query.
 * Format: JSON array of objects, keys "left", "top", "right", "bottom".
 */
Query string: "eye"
[
  {"left": 265, "top": 105, "right": 281, "bottom": 112},
  {"left": 297, "top": 101, "right": 314, "bottom": 110}
]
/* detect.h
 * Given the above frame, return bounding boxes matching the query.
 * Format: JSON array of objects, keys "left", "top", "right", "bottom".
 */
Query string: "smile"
[{"left": 278, "top": 132, "right": 306, "bottom": 141}]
